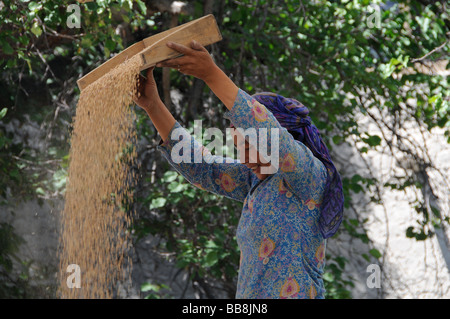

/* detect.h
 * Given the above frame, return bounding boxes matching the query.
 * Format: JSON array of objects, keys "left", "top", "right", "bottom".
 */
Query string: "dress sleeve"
[
  {"left": 223, "top": 89, "right": 327, "bottom": 203},
  {"left": 157, "top": 121, "right": 253, "bottom": 202}
]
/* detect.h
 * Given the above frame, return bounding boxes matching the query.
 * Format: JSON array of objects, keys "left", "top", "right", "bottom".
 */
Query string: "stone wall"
[{"left": 329, "top": 104, "right": 450, "bottom": 298}]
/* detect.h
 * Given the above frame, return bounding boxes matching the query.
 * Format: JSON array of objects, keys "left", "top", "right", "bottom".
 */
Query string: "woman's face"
[{"left": 231, "top": 128, "right": 273, "bottom": 180}]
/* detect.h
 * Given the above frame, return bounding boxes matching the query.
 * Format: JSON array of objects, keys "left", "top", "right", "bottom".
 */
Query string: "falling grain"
[{"left": 58, "top": 55, "right": 141, "bottom": 299}]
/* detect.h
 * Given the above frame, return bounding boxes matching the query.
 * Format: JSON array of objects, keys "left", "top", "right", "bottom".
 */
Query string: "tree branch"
[{"left": 410, "top": 40, "right": 448, "bottom": 63}]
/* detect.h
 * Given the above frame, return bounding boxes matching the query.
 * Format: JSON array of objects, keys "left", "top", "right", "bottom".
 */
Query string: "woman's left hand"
[{"left": 156, "top": 40, "right": 218, "bottom": 82}]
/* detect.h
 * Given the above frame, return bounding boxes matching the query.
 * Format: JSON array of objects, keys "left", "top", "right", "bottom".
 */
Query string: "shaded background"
[{"left": 0, "top": 0, "right": 449, "bottom": 298}]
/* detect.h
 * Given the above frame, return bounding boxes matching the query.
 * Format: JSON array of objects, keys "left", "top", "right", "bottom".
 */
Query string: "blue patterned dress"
[{"left": 157, "top": 89, "right": 328, "bottom": 299}]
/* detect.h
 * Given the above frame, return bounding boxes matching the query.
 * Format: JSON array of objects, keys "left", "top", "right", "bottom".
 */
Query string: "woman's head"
[
  {"left": 228, "top": 92, "right": 312, "bottom": 180},
  {"left": 229, "top": 126, "right": 273, "bottom": 180},
  {"left": 229, "top": 92, "right": 344, "bottom": 238}
]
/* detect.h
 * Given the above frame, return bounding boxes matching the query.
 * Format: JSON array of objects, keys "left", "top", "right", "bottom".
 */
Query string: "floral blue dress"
[{"left": 157, "top": 89, "right": 328, "bottom": 299}]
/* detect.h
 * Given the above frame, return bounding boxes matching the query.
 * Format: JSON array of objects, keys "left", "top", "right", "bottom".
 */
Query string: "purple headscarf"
[{"left": 250, "top": 92, "right": 344, "bottom": 239}]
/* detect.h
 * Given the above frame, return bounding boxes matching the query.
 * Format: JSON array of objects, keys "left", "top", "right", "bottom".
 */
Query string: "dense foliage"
[{"left": 0, "top": 0, "right": 448, "bottom": 298}]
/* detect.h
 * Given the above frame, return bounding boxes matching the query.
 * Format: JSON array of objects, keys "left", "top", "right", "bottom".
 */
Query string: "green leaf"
[
  {"left": 1, "top": 40, "right": 14, "bottom": 55},
  {"left": 362, "top": 253, "right": 370, "bottom": 262},
  {"left": 28, "top": 1, "right": 42, "bottom": 11},
  {"left": 360, "top": 146, "right": 368, "bottom": 153},
  {"left": 350, "top": 182, "right": 363, "bottom": 193},
  {"left": 150, "top": 197, "right": 166, "bottom": 209},
  {"left": 332, "top": 135, "right": 343, "bottom": 145},
  {"left": 168, "top": 182, "right": 186, "bottom": 193},
  {"left": 204, "top": 250, "right": 218, "bottom": 267},
  {"left": 162, "top": 171, "right": 178, "bottom": 183},
  {"left": 428, "top": 94, "right": 440, "bottom": 105},
  {"left": 335, "top": 256, "right": 347, "bottom": 269},
  {"left": 31, "top": 22, "right": 42, "bottom": 37},
  {"left": 406, "top": 226, "right": 415, "bottom": 238},
  {"left": 35, "top": 187, "right": 46, "bottom": 196},
  {"left": 0, "top": 108, "right": 7, "bottom": 120},
  {"left": 369, "top": 248, "right": 382, "bottom": 259},
  {"left": 362, "top": 135, "right": 382, "bottom": 147},
  {"left": 80, "top": 36, "right": 92, "bottom": 48},
  {"left": 136, "top": 0, "right": 147, "bottom": 15},
  {"left": 323, "top": 272, "right": 334, "bottom": 282},
  {"left": 379, "top": 62, "right": 396, "bottom": 79},
  {"left": 205, "top": 240, "right": 218, "bottom": 249},
  {"left": 105, "top": 39, "right": 116, "bottom": 52},
  {"left": 349, "top": 219, "right": 359, "bottom": 227},
  {"left": 141, "top": 283, "right": 160, "bottom": 292},
  {"left": 104, "top": 47, "right": 110, "bottom": 58}
]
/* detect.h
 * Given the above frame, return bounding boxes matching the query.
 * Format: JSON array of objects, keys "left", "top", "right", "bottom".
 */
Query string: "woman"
[{"left": 134, "top": 40, "right": 344, "bottom": 299}]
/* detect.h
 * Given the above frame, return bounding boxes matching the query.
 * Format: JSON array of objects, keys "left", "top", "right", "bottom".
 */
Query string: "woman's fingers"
[
  {"left": 134, "top": 74, "right": 148, "bottom": 106},
  {"left": 135, "top": 74, "right": 146, "bottom": 98},
  {"left": 189, "top": 40, "right": 208, "bottom": 52},
  {"left": 166, "top": 41, "right": 193, "bottom": 55},
  {"left": 167, "top": 40, "right": 207, "bottom": 54},
  {"left": 156, "top": 41, "right": 207, "bottom": 68},
  {"left": 155, "top": 41, "right": 214, "bottom": 80},
  {"left": 157, "top": 56, "right": 188, "bottom": 69},
  {"left": 155, "top": 42, "right": 190, "bottom": 69},
  {"left": 136, "top": 67, "right": 154, "bottom": 95},
  {"left": 134, "top": 66, "right": 157, "bottom": 108}
]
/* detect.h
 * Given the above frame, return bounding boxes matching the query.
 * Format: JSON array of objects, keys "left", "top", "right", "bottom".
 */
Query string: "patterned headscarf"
[{"left": 245, "top": 92, "right": 344, "bottom": 239}]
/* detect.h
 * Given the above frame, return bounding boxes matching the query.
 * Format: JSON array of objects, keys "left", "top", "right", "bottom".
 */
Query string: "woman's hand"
[
  {"left": 157, "top": 40, "right": 239, "bottom": 110},
  {"left": 156, "top": 40, "right": 218, "bottom": 83},
  {"left": 134, "top": 66, "right": 161, "bottom": 111}
]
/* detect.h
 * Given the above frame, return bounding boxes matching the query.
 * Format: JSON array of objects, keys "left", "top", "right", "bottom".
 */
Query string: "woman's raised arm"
[
  {"left": 134, "top": 62, "right": 254, "bottom": 203},
  {"left": 134, "top": 67, "right": 176, "bottom": 142}
]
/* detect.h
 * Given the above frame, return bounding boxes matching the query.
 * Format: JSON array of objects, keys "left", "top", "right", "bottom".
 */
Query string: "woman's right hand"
[{"left": 134, "top": 66, "right": 161, "bottom": 112}]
